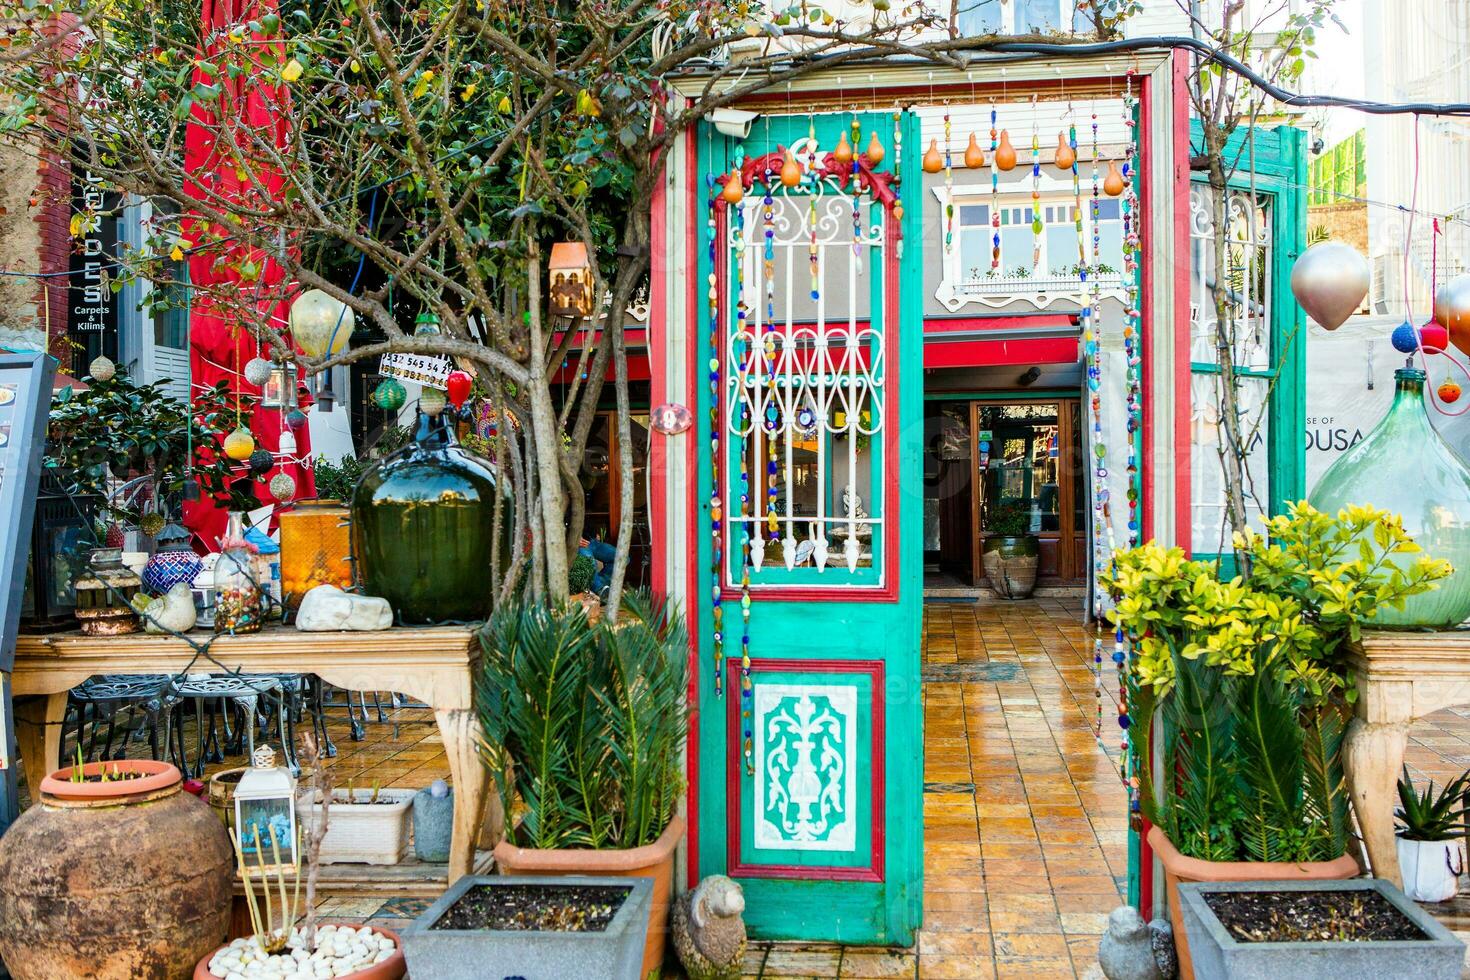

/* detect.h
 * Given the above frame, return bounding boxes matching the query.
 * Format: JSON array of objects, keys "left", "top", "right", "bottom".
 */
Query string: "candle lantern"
[
  {"left": 22, "top": 475, "right": 101, "bottom": 626},
  {"left": 141, "top": 523, "right": 203, "bottom": 597},
  {"left": 279, "top": 499, "right": 353, "bottom": 609},
  {"left": 260, "top": 363, "right": 292, "bottom": 410},
  {"left": 233, "top": 745, "right": 298, "bottom": 870},
  {"left": 74, "top": 547, "right": 143, "bottom": 636},
  {"left": 548, "top": 242, "right": 594, "bottom": 318}
]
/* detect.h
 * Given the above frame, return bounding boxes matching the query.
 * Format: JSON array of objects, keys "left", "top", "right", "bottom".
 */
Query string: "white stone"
[{"left": 295, "top": 585, "right": 393, "bottom": 631}]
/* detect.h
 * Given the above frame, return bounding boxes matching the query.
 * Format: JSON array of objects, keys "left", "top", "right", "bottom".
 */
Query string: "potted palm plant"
[
  {"left": 981, "top": 502, "right": 1039, "bottom": 598},
  {"left": 1106, "top": 502, "right": 1451, "bottom": 980},
  {"left": 1396, "top": 767, "right": 1470, "bottom": 903},
  {"left": 475, "top": 593, "right": 687, "bottom": 980}
]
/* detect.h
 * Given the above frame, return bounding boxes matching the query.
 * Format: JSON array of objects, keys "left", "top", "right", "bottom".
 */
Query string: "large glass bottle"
[
  {"left": 351, "top": 410, "right": 505, "bottom": 624},
  {"left": 1310, "top": 366, "right": 1470, "bottom": 628}
]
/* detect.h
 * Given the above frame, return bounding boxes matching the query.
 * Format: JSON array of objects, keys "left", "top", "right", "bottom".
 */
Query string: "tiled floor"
[{"left": 40, "top": 598, "right": 1470, "bottom": 978}]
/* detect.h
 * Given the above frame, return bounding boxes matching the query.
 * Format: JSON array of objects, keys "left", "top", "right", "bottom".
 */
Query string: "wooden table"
[
  {"left": 10, "top": 625, "right": 492, "bottom": 884},
  {"left": 1345, "top": 631, "right": 1470, "bottom": 887}
]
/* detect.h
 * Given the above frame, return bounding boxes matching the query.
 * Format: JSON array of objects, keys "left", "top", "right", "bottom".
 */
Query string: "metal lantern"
[
  {"left": 73, "top": 547, "right": 143, "bottom": 636},
  {"left": 260, "top": 363, "right": 292, "bottom": 410},
  {"left": 548, "top": 242, "right": 594, "bottom": 318},
  {"left": 289, "top": 288, "right": 355, "bottom": 358},
  {"left": 22, "top": 475, "right": 101, "bottom": 626},
  {"left": 233, "top": 745, "right": 298, "bottom": 870}
]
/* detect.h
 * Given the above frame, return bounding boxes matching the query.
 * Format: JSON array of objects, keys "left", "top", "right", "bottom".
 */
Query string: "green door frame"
[
  {"left": 1187, "top": 123, "right": 1308, "bottom": 568},
  {"left": 692, "top": 111, "right": 925, "bottom": 946}
]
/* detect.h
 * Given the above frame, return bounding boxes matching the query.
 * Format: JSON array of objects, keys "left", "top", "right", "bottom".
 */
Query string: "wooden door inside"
[{"left": 971, "top": 399, "right": 1084, "bottom": 585}]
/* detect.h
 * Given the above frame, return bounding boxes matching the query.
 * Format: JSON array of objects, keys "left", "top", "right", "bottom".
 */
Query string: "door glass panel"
[{"left": 977, "top": 403, "right": 1061, "bottom": 535}]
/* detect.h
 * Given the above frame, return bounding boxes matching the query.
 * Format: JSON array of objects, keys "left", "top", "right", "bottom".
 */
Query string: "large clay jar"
[
  {"left": 1311, "top": 366, "right": 1470, "bottom": 627},
  {"left": 0, "top": 759, "right": 232, "bottom": 979},
  {"left": 351, "top": 410, "right": 507, "bottom": 624}
]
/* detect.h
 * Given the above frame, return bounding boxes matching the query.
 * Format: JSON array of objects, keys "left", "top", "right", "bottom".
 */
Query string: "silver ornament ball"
[
  {"left": 243, "top": 357, "right": 274, "bottom": 387},
  {"left": 269, "top": 471, "right": 297, "bottom": 502},
  {"left": 1290, "top": 241, "right": 1369, "bottom": 331}
]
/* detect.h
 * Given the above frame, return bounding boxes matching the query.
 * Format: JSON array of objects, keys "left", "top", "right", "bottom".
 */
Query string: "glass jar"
[
  {"left": 351, "top": 411, "right": 509, "bottom": 624},
  {"left": 214, "top": 513, "right": 264, "bottom": 635},
  {"left": 1310, "top": 366, "right": 1470, "bottom": 628},
  {"left": 279, "top": 499, "right": 353, "bottom": 608},
  {"left": 74, "top": 547, "right": 142, "bottom": 636}
]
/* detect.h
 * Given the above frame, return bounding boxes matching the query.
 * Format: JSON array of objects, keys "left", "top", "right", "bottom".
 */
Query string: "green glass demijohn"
[
  {"left": 1310, "top": 366, "right": 1470, "bottom": 628},
  {"left": 350, "top": 409, "right": 504, "bottom": 624}
]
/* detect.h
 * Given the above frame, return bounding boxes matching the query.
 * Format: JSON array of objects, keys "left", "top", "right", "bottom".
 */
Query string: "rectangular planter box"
[
  {"left": 298, "top": 788, "right": 415, "bottom": 865},
  {"left": 1177, "top": 878, "right": 1465, "bottom": 980},
  {"left": 401, "top": 874, "right": 653, "bottom": 980}
]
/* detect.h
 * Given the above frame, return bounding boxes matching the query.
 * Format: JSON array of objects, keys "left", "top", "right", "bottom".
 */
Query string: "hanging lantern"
[
  {"left": 142, "top": 524, "right": 202, "bottom": 597},
  {"left": 278, "top": 430, "right": 297, "bottom": 456},
  {"left": 446, "top": 370, "right": 473, "bottom": 409},
  {"left": 864, "top": 132, "right": 885, "bottom": 166},
  {"left": 1054, "top": 132, "right": 1076, "bottom": 169},
  {"left": 88, "top": 355, "right": 116, "bottom": 383},
  {"left": 234, "top": 745, "right": 298, "bottom": 870},
  {"left": 964, "top": 133, "right": 985, "bottom": 169},
  {"left": 373, "top": 378, "right": 407, "bottom": 412},
  {"left": 922, "top": 139, "right": 942, "bottom": 174},
  {"left": 420, "top": 388, "right": 448, "bottom": 416},
  {"left": 260, "top": 363, "right": 292, "bottom": 410},
  {"left": 289, "top": 289, "right": 355, "bottom": 358},
  {"left": 414, "top": 311, "right": 442, "bottom": 336},
  {"left": 224, "top": 427, "right": 256, "bottom": 461},
  {"left": 548, "top": 242, "right": 595, "bottom": 318},
  {"left": 269, "top": 471, "right": 297, "bottom": 503},
  {"left": 1103, "top": 160, "right": 1126, "bottom": 196},
  {"left": 719, "top": 168, "right": 744, "bottom": 205},
  {"left": 1440, "top": 379, "right": 1463, "bottom": 404},
  {"left": 243, "top": 357, "right": 274, "bottom": 388},
  {"left": 1435, "top": 275, "right": 1470, "bottom": 355},
  {"left": 1291, "top": 241, "right": 1370, "bottom": 331},
  {"left": 1421, "top": 321, "right": 1450, "bottom": 354},
  {"left": 994, "top": 130, "right": 1017, "bottom": 171}
]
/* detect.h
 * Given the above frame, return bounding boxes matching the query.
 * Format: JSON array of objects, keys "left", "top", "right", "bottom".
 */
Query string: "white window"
[{"left": 956, "top": 0, "right": 1091, "bottom": 36}]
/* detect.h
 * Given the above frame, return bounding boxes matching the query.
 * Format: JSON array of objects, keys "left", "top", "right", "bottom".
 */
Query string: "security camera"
[{"left": 710, "top": 108, "right": 758, "bottom": 139}]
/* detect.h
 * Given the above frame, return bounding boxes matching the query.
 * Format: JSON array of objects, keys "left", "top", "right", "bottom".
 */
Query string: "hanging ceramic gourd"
[
  {"left": 446, "top": 370, "right": 473, "bottom": 409},
  {"left": 994, "top": 130, "right": 1017, "bottom": 171},
  {"left": 243, "top": 357, "right": 274, "bottom": 387},
  {"left": 1439, "top": 379, "right": 1462, "bottom": 404},
  {"left": 373, "top": 377, "right": 407, "bottom": 411},
  {"left": 1421, "top": 321, "right": 1450, "bottom": 354},
  {"left": 720, "top": 168, "right": 744, "bottom": 204},
  {"left": 223, "top": 427, "right": 256, "bottom": 461},
  {"left": 1290, "top": 241, "right": 1370, "bottom": 331},
  {"left": 88, "top": 356, "right": 116, "bottom": 382},
  {"left": 780, "top": 152, "right": 802, "bottom": 187},
  {"left": 1311, "top": 366, "right": 1470, "bottom": 627},
  {"left": 922, "top": 139, "right": 942, "bottom": 174},
  {"left": 1103, "top": 160, "right": 1126, "bottom": 196},
  {"left": 964, "top": 133, "right": 985, "bottom": 169},
  {"left": 865, "top": 132, "right": 884, "bottom": 166},
  {"left": 1054, "top": 132, "right": 1076, "bottom": 169},
  {"left": 833, "top": 131, "right": 853, "bottom": 166},
  {"left": 1434, "top": 275, "right": 1470, "bottom": 354}
]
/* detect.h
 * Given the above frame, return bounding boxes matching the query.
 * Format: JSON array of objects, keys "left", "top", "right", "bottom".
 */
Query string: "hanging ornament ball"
[
  {"left": 88, "top": 355, "right": 116, "bottom": 383},
  {"left": 243, "top": 357, "right": 274, "bottom": 387},
  {"left": 1421, "top": 321, "right": 1450, "bottom": 354},
  {"left": 1290, "top": 241, "right": 1370, "bottom": 331},
  {"left": 1435, "top": 275, "right": 1470, "bottom": 355},
  {"left": 248, "top": 448, "right": 274, "bottom": 475},
  {"left": 269, "top": 471, "right": 297, "bottom": 503},
  {"left": 223, "top": 427, "right": 256, "bottom": 461},
  {"left": 278, "top": 430, "right": 298, "bottom": 456},
  {"left": 1391, "top": 321, "right": 1420, "bottom": 354},
  {"left": 373, "top": 377, "right": 407, "bottom": 412},
  {"left": 286, "top": 408, "right": 309, "bottom": 430},
  {"left": 1440, "top": 379, "right": 1463, "bottom": 404},
  {"left": 446, "top": 370, "right": 473, "bottom": 409},
  {"left": 289, "top": 288, "right": 355, "bottom": 358},
  {"left": 420, "top": 387, "right": 448, "bottom": 416},
  {"left": 139, "top": 512, "right": 166, "bottom": 538}
]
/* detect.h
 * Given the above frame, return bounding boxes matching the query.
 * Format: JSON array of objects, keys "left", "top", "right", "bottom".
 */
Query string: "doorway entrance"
[{"left": 928, "top": 398, "right": 1086, "bottom": 588}]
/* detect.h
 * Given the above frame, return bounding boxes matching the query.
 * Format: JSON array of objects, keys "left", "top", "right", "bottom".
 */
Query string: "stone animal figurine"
[
  {"left": 671, "top": 874, "right": 747, "bottom": 980},
  {"left": 1098, "top": 905, "right": 1175, "bottom": 980}
]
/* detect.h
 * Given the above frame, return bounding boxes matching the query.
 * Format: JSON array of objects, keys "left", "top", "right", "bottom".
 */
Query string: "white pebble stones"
[{"left": 207, "top": 924, "right": 396, "bottom": 979}]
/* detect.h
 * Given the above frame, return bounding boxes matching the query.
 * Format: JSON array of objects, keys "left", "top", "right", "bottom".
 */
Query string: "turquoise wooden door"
[{"left": 693, "top": 111, "right": 923, "bottom": 945}]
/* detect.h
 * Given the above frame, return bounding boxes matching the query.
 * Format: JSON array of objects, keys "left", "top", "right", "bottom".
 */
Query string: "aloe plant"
[{"left": 1396, "top": 767, "right": 1470, "bottom": 842}]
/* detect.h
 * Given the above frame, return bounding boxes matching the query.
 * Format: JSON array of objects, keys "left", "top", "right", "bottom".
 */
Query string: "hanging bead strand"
[
  {"left": 707, "top": 165, "right": 725, "bottom": 697},
  {"left": 990, "top": 99, "right": 1000, "bottom": 271},
  {"left": 1030, "top": 94, "right": 1042, "bottom": 272}
]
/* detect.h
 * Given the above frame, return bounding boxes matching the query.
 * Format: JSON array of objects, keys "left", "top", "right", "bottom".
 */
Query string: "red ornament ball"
[
  {"left": 1421, "top": 321, "right": 1450, "bottom": 353},
  {"left": 1439, "top": 379, "right": 1462, "bottom": 404},
  {"left": 446, "top": 370, "right": 473, "bottom": 409}
]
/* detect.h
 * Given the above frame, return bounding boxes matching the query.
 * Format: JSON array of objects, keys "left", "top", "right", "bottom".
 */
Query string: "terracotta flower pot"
[
  {"left": 1148, "top": 825, "right": 1360, "bottom": 980},
  {"left": 0, "top": 760, "right": 233, "bottom": 979},
  {"left": 492, "top": 815, "right": 684, "bottom": 979},
  {"left": 193, "top": 923, "right": 405, "bottom": 980}
]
